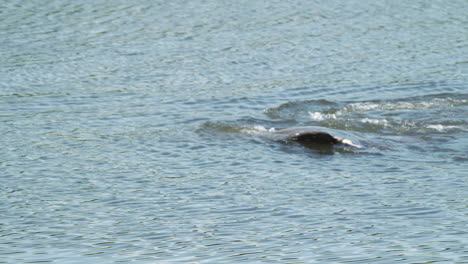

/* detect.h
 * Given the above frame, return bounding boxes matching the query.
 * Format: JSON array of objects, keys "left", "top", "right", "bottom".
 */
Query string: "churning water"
[{"left": 1, "top": 0, "right": 467, "bottom": 263}]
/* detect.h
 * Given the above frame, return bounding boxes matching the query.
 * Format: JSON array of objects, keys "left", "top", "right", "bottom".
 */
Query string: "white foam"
[
  {"left": 361, "top": 118, "right": 389, "bottom": 127},
  {"left": 346, "top": 98, "right": 467, "bottom": 113},
  {"left": 348, "top": 101, "right": 417, "bottom": 111},
  {"left": 347, "top": 102, "right": 381, "bottom": 112},
  {"left": 308, "top": 112, "right": 337, "bottom": 121},
  {"left": 241, "top": 126, "right": 276, "bottom": 134},
  {"left": 426, "top": 124, "right": 461, "bottom": 132},
  {"left": 340, "top": 138, "right": 363, "bottom": 148}
]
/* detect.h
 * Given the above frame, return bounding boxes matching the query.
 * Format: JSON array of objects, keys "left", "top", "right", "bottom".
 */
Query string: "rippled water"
[{"left": 1, "top": 0, "right": 467, "bottom": 263}]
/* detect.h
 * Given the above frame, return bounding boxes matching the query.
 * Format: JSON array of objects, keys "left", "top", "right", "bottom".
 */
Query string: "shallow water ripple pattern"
[{"left": 1, "top": 0, "right": 467, "bottom": 263}]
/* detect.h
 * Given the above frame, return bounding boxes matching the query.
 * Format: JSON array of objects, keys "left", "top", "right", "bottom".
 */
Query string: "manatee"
[{"left": 274, "top": 127, "right": 362, "bottom": 148}]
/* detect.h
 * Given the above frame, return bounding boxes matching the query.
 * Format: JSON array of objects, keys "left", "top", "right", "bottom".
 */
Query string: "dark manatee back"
[
  {"left": 274, "top": 127, "right": 338, "bottom": 144},
  {"left": 287, "top": 131, "right": 338, "bottom": 144},
  {"left": 273, "top": 126, "right": 362, "bottom": 148}
]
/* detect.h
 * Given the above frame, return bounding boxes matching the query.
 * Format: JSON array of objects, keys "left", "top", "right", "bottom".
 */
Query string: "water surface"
[{"left": 1, "top": 0, "right": 467, "bottom": 263}]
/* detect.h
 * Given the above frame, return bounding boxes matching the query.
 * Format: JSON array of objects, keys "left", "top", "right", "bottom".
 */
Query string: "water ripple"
[{"left": 1, "top": 0, "right": 468, "bottom": 263}]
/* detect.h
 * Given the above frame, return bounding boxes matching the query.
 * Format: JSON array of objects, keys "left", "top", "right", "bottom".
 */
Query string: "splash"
[
  {"left": 426, "top": 124, "right": 464, "bottom": 132},
  {"left": 344, "top": 97, "right": 467, "bottom": 113},
  {"left": 240, "top": 125, "right": 276, "bottom": 134},
  {"left": 361, "top": 118, "right": 389, "bottom": 128},
  {"left": 308, "top": 111, "right": 337, "bottom": 121}
]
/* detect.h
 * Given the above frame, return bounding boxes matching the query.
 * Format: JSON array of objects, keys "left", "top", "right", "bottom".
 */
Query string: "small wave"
[
  {"left": 361, "top": 118, "right": 389, "bottom": 127},
  {"left": 426, "top": 124, "right": 464, "bottom": 132},
  {"left": 308, "top": 111, "right": 337, "bottom": 121},
  {"left": 264, "top": 99, "right": 337, "bottom": 120},
  {"left": 344, "top": 97, "right": 468, "bottom": 113},
  {"left": 240, "top": 125, "right": 276, "bottom": 134},
  {"left": 346, "top": 102, "right": 382, "bottom": 112}
]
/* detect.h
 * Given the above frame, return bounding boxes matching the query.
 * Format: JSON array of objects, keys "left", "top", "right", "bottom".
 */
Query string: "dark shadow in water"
[{"left": 279, "top": 140, "right": 336, "bottom": 155}]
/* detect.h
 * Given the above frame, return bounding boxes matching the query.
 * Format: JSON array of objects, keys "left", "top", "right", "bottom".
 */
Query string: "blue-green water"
[{"left": 1, "top": 0, "right": 467, "bottom": 263}]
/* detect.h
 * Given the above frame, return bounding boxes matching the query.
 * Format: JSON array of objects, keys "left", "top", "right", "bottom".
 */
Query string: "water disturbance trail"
[{"left": 1, "top": 0, "right": 467, "bottom": 263}]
